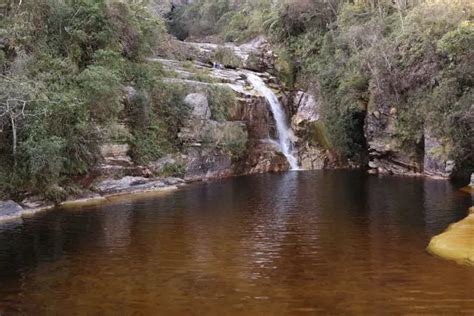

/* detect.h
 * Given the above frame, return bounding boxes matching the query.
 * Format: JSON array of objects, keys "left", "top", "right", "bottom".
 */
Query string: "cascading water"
[{"left": 247, "top": 73, "right": 299, "bottom": 170}]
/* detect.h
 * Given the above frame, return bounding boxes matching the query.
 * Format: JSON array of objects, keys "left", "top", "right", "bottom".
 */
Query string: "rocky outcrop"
[
  {"left": 365, "top": 104, "right": 423, "bottom": 175},
  {"left": 237, "top": 141, "right": 289, "bottom": 174},
  {"left": 95, "top": 176, "right": 184, "bottom": 196},
  {"left": 290, "top": 91, "right": 333, "bottom": 170},
  {"left": 365, "top": 106, "right": 461, "bottom": 178},
  {"left": 423, "top": 128, "right": 456, "bottom": 178},
  {"left": 185, "top": 93, "right": 211, "bottom": 119},
  {"left": 166, "top": 37, "right": 276, "bottom": 72},
  {"left": 184, "top": 146, "right": 234, "bottom": 181},
  {"left": 148, "top": 0, "right": 193, "bottom": 16},
  {"left": 291, "top": 91, "right": 320, "bottom": 127},
  {"left": 153, "top": 55, "right": 295, "bottom": 178},
  {"left": 0, "top": 200, "right": 24, "bottom": 222}
]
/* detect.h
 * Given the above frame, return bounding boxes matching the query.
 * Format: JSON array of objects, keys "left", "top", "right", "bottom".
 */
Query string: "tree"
[{"left": 0, "top": 75, "right": 37, "bottom": 165}]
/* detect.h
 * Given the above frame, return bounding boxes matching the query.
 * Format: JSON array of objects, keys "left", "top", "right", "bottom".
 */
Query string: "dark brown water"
[{"left": 0, "top": 171, "right": 473, "bottom": 315}]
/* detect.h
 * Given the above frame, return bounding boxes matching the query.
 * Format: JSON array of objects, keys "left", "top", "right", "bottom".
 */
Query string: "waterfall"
[{"left": 247, "top": 73, "right": 299, "bottom": 170}]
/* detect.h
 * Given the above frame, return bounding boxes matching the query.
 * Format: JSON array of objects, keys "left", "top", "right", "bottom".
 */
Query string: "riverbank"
[
  {"left": 0, "top": 176, "right": 187, "bottom": 224},
  {"left": 428, "top": 206, "right": 474, "bottom": 266}
]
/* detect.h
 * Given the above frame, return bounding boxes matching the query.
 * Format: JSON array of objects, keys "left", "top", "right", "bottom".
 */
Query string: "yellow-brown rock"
[{"left": 427, "top": 207, "right": 474, "bottom": 266}]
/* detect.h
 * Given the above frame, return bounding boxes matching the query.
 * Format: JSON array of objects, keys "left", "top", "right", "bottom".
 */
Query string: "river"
[{"left": 0, "top": 171, "right": 473, "bottom": 314}]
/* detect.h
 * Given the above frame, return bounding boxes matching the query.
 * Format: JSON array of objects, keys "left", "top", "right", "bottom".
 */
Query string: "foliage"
[
  {"left": 206, "top": 85, "right": 236, "bottom": 121},
  {"left": 159, "top": 162, "right": 186, "bottom": 178},
  {"left": 259, "top": 0, "right": 473, "bottom": 169},
  {"left": 211, "top": 47, "right": 241, "bottom": 68},
  {"left": 0, "top": 0, "right": 167, "bottom": 199}
]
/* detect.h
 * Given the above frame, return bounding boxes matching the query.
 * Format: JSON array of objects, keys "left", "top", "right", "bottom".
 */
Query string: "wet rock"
[
  {"left": 238, "top": 141, "right": 290, "bottom": 174},
  {"left": 299, "top": 146, "right": 326, "bottom": 170},
  {"left": 0, "top": 200, "right": 24, "bottom": 221}
]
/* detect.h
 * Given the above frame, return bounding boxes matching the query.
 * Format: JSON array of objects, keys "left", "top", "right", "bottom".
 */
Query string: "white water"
[{"left": 247, "top": 73, "right": 299, "bottom": 170}]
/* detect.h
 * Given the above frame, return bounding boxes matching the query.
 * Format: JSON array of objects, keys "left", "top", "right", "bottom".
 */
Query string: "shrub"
[
  {"left": 211, "top": 47, "right": 242, "bottom": 68},
  {"left": 159, "top": 162, "right": 186, "bottom": 178},
  {"left": 206, "top": 85, "right": 236, "bottom": 121}
]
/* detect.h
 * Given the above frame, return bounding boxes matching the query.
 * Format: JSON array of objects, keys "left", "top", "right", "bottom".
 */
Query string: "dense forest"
[{"left": 0, "top": 0, "right": 472, "bottom": 202}]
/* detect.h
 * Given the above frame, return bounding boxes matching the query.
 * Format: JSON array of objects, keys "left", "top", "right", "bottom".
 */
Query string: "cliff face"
[
  {"left": 99, "top": 36, "right": 468, "bottom": 182},
  {"left": 97, "top": 38, "right": 339, "bottom": 182},
  {"left": 365, "top": 103, "right": 459, "bottom": 178}
]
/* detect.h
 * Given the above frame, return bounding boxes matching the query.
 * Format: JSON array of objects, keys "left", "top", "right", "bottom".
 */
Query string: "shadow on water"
[{"left": 0, "top": 170, "right": 472, "bottom": 314}]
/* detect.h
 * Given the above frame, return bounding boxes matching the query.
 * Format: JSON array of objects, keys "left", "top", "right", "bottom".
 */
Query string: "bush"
[
  {"left": 159, "top": 162, "right": 186, "bottom": 178},
  {"left": 211, "top": 47, "right": 242, "bottom": 68},
  {"left": 206, "top": 85, "right": 236, "bottom": 121}
]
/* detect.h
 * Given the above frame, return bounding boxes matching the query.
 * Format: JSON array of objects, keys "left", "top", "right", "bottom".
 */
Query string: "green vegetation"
[
  {"left": 159, "top": 162, "right": 186, "bottom": 178},
  {"left": 206, "top": 85, "right": 236, "bottom": 121},
  {"left": 172, "top": 0, "right": 472, "bottom": 170},
  {"left": 0, "top": 0, "right": 472, "bottom": 201},
  {"left": 0, "top": 0, "right": 189, "bottom": 199},
  {"left": 271, "top": 0, "right": 472, "bottom": 167}
]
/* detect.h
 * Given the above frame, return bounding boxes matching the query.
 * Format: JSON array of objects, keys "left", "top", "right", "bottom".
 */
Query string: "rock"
[
  {"left": 373, "top": 110, "right": 381, "bottom": 119},
  {"left": 427, "top": 207, "right": 474, "bottom": 266},
  {"left": 148, "top": 155, "right": 178, "bottom": 174},
  {"left": 100, "top": 143, "right": 132, "bottom": 166},
  {"left": 368, "top": 168, "right": 378, "bottom": 174},
  {"left": 123, "top": 86, "right": 137, "bottom": 104},
  {"left": 95, "top": 176, "right": 184, "bottom": 196},
  {"left": 471, "top": 173, "right": 474, "bottom": 187},
  {"left": 423, "top": 128, "right": 455, "bottom": 178},
  {"left": 95, "top": 176, "right": 152, "bottom": 194},
  {"left": 291, "top": 91, "right": 320, "bottom": 129},
  {"left": 390, "top": 107, "right": 397, "bottom": 115},
  {"left": 148, "top": 0, "right": 193, "bottom": 16},
  {"left": 290, "top": 90, "right": 333, "bottom": 171},
  {"left": 237, "top": 141, "right": 289, "bottom": 174},
  {"left": 445, "top": 160, "right": 455, "bottom": 174},
  {"left": 184, "top": 147, "right": 234, "bottom": 181},
  {"left": 184, "top": 93, "right": 211, "bottom": 120},
  {"left": 0, "top": 200, "right": 24, "bottom": 221},
  {"left": 299, "top": 146, "right": 326, "bottom": 170}
]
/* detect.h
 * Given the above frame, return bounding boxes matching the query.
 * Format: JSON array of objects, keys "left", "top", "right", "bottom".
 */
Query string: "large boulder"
[
  {"left": 238, "top": 141, "right": 289, "bottom": 174},
  {"left": 0, "top": 200, "right": 24, "bottom": 221},
  {"left": 184, "top": 147, "right": 234, "bottom": 181}
]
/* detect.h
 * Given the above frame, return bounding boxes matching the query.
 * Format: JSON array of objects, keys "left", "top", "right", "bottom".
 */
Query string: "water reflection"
[{"left": 0, "top": 171, "right": 472, "bottom": 314}]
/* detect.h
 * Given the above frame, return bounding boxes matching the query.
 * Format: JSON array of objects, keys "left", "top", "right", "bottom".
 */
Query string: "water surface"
[{"left": 0, "top": 171, "right": 473, "bottom": 314}]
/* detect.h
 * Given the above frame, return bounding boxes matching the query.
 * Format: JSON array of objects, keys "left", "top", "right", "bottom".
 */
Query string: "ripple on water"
[{"left": 0, "top": 171, "right": 473, "bottom": 314}]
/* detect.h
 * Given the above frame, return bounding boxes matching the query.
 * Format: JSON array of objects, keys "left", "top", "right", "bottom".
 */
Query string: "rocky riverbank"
[{"left": 0, "top": 176, "right": 186, "bottom": 223}]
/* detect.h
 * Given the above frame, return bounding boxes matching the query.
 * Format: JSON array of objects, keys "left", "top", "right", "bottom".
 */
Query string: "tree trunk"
[{"left": 10, "top": 115, "right": 17, "bottom": 166}]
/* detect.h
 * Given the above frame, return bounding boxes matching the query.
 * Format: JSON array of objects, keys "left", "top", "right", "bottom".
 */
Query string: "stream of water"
[
  {"left": 0, "top": 171, "right": 473, "bottom": 314},
  {"left": 247, "top": 73, "right": 299, "bottom": 170}
]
